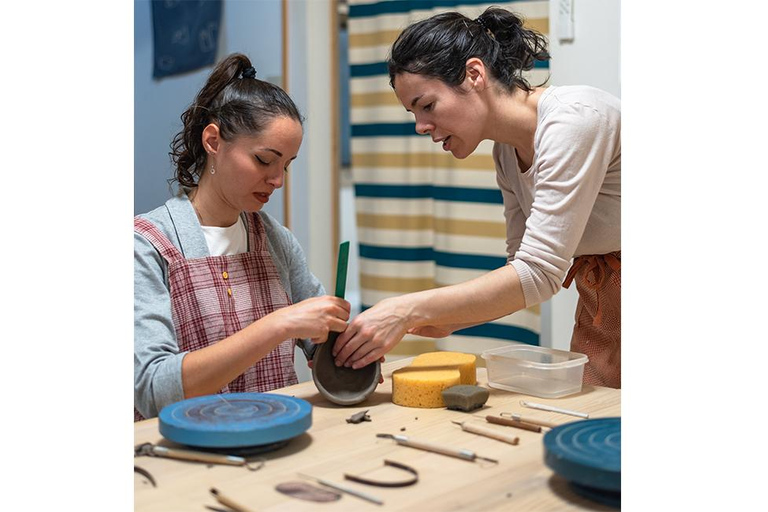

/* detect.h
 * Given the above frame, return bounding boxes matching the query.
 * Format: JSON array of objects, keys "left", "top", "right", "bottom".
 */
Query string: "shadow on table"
[
  {"left": 305, "top": 389, "right": 393, "bottom": 409},
  {"left": 547, "top": 474, "right": 620, "bottom": 511}
]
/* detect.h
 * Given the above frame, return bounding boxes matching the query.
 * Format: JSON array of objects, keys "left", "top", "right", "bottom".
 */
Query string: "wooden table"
[{"left": 135, "top": 358, "right": 620, "bottom": 511}]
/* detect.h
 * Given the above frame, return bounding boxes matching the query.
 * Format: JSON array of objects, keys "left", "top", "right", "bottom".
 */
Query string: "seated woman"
[{"left": 134, "top": 53, "right": 350, "bottom": 420}]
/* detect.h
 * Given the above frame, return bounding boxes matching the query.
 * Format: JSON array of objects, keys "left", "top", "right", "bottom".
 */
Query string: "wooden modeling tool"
[
  {"left": 485, "top": 415, "right": 542, "bottom": 433},
  {"left": 452, "top": 420, "right": 520, "bottom": 445},
  {"left": 499, "top": 412, "right": 559, "bottom": 429},
  {"left": 210, "top": 488, "right": 255, "bottom": 512},
  {"left": 134, "top": 442, "right": 263, "bottom": 471}
]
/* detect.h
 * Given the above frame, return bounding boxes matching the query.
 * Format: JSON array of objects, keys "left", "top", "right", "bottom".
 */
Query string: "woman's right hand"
[{"left": 272, "top": 295, "right": 351, "bottom": 343}]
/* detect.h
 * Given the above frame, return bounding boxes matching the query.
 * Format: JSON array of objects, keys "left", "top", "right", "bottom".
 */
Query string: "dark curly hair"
[
  {"left": 170, "top": 53, "right": 304, "bottom": 188},
  {"left": 387, "top": 7, "right": 549, "bottom": 93}
]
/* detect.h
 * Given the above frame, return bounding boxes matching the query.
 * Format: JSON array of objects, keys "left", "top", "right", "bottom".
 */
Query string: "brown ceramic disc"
[{"left": 275, "top": 481, "right": 341, "bottom": 502}]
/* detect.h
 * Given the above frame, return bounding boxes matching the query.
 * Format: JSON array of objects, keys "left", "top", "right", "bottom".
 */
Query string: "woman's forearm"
[
  {"left": 180, "top": 314, "right": 290, "bottom": 399},
  {"left": 400, "top": 264, "right": 527, "bottom": 329},
  {"left": 334, "top": 264, "right": 527, "bottom": 368}
]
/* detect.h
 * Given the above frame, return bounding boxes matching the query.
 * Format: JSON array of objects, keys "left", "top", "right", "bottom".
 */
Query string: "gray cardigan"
[{"left": 134, "top": 192, "right": 325, "bottom": 418}]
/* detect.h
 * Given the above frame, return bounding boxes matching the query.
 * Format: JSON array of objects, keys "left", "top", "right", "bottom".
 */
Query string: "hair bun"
[{"left": 242, "top": 66, "right": 257, "bottom": 79}]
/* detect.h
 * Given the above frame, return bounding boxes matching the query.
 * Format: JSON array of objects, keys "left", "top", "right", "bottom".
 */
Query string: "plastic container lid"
[{"left": 482, "top": 344, "right": 588, "bottom": 369}]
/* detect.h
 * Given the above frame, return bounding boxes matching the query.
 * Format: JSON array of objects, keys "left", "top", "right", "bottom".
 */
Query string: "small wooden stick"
[
  {"left": 210, "top": 488, "right": 255, "bottom": 512},
  {"left": 452, "top": 421, "right": 520, "bottom": 445},
  {"left": 485, "top": 415, "right": 542, "bottom": 433}
]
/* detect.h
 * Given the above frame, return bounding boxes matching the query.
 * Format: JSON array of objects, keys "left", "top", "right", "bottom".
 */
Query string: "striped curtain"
[{"left": 348, "top": 0, "right": 550, "bottom": 357}]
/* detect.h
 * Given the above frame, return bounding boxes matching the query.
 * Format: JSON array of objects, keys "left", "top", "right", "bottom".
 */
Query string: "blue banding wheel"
[
  {"left": 159, "top": 393, "right": 312, "bottom": 448},
  {"left": 544, "top": 417, "right": 621, "bottom": 507}
]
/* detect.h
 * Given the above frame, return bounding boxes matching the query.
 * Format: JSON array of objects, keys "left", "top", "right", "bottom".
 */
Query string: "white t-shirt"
[
  {"left": 493, "top": 85, "right": 621, "bottom": 307},
  {"left": 200, "top": 216, "right": 248, "bottom": 256}
]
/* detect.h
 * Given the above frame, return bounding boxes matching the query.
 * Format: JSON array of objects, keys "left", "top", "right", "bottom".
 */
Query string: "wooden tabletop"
[{"left": 135, "top": 358, "right": 620, "bottom": 511}]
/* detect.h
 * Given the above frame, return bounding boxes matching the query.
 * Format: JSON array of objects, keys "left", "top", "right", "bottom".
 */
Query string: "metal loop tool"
[{"left": 134, "top": 442, "right": 265, "bottom": 471}]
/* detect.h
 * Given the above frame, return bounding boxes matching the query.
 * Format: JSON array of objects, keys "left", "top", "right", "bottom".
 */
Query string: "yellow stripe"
[
  {"left": 434, "top": 217, "right": 506, "bottom": 237},
  {"left": 356, "top": 213, "right": 505, "bottom": 238},
  {"left": 361, "top": 274, "right": 436, "bottom": 293},
  {"left": 352, "top": 152, "right": 495, "bottom": 170},
  {"left": 349, "top": 29, "right": 401, "bottom": 48},
  {"left": 524, "top": 18, "right": 549, "bottom": 35},
  {"left": 351, "top": 91, "right": 400, "bottom": 108}
]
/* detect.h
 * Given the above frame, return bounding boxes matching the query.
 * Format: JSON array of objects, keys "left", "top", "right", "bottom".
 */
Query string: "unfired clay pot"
[{"left": 311, "top": 333, "right": 380, "bottom": 406}]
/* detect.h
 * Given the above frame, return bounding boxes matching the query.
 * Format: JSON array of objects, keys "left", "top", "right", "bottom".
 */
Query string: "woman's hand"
[
  {"left": 332, "top": 298, "right": 409, "bottom": 369},
  {"left": 271, "top": 295, "right": 350, "bottom": 343}
]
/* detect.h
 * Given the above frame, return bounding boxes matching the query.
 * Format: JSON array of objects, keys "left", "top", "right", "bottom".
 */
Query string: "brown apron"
[{"left": 563, "top": 251, "right": 621, "bottom": 388}]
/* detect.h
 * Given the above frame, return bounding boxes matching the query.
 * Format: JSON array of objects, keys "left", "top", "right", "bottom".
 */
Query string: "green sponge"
[{"left": 441, "top": 385, "right": 489, "bottom": 412}]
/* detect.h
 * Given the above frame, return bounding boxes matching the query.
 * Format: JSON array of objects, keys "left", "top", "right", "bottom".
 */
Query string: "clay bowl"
[{"left": 311, "top": 332, "right": 381, "bottom": 406}]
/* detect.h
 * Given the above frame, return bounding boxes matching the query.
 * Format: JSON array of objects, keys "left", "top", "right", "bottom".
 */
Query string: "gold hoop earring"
[{"left": 210, "top": 164, "right": 216, "bottom": 175}]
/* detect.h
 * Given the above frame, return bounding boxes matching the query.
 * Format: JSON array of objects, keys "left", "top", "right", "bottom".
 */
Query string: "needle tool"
[
  {"left": 519, "top": 400, "right": 589, "bottom": 418},
  {"left": 297, "top": 473, "right": 383, "bottom": 505}
]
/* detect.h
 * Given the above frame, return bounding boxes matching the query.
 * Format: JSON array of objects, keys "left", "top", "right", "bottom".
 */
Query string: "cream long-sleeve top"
[{"left": 493, "top": 85, "right": 621, "bottom": 307}]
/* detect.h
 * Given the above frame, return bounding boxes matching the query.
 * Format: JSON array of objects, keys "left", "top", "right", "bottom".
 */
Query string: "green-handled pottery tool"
[
  {"left": 334, "top": 241, "right": 350, "bottom": 299},
  {"left": 311, "top": 241, "right": 381, "bottom": 405},
  {"left": 300, "top": 241, "right": 350, "bottom": 361}
]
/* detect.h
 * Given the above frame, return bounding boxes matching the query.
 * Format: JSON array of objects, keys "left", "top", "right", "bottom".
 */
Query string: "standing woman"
[
  {"left": 333, "top": 8, "right": 621, "bottom": 388},
  {"left": 134, "top": 53, "right": 350, "bottom": 420}
]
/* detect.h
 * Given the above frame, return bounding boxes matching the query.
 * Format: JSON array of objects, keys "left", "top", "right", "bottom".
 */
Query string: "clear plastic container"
[{"left": 481, "top": 345, "right": 589, "bottom": 398}]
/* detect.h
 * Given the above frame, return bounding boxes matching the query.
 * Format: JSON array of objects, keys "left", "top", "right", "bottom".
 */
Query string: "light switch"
[{"left": 558, "top": 0, "right": 574, "bottom": 42}]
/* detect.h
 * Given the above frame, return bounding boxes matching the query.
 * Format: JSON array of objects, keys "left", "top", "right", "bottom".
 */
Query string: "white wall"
[
  {"left": 284, "top": 0, "right": 336, "bottom": 381},
  {"left": 540, "top": 0, "right": 621, "bottom": 350},
  {"left": 285, "top": 0, "right": 334, "bottom": 292}
]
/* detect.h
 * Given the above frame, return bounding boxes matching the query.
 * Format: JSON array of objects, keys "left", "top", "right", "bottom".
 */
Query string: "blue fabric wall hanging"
[{"left": 151, "top": 0, "right": 222, "bottom": 79}]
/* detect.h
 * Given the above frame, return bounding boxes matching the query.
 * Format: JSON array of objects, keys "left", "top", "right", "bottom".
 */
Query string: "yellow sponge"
[
  {"left": 411, "top": 351, "right": 477, "bottom": 385},
  {"left": 392, "top": 368, "right": 462, "bottom": 408},
  {"left": 391, "top": 351, "right": 478, "bottom": 408}
]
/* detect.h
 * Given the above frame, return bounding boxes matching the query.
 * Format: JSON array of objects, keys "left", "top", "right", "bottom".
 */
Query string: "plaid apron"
[
  {"left": 563, "top": 251, "right": 621, "bottom": 389},
  {"left": 134, "top": 213, "right": 298, "bottom": 421}
]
